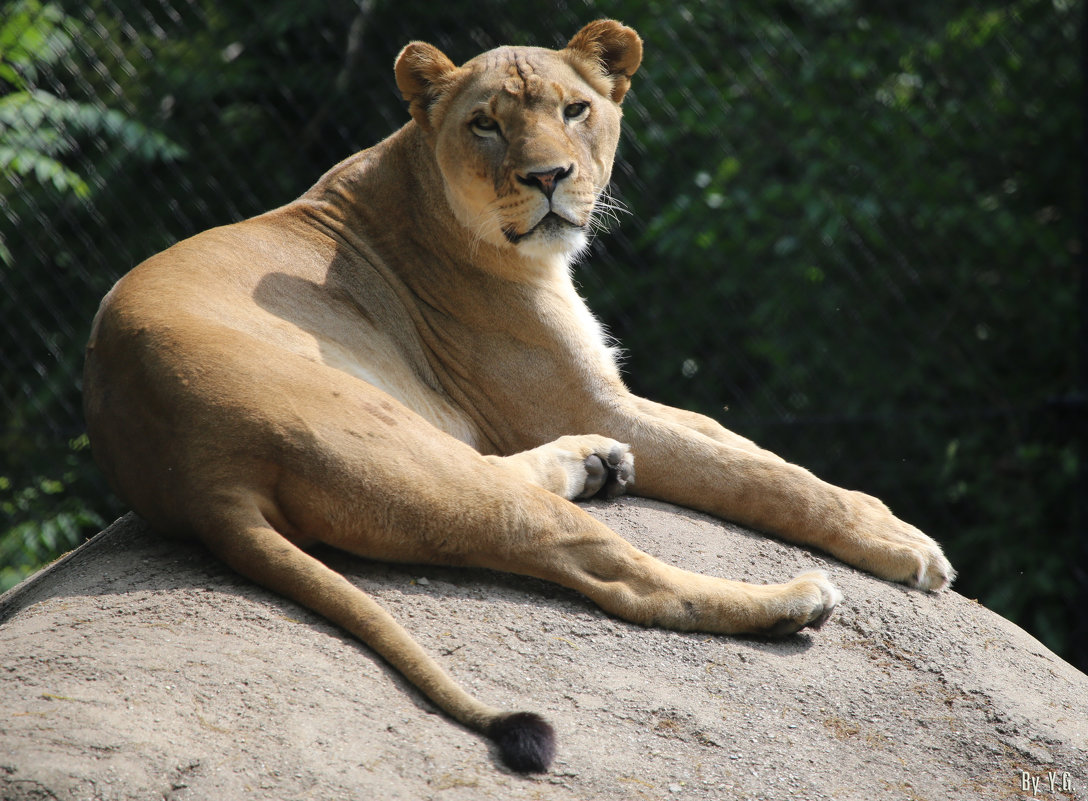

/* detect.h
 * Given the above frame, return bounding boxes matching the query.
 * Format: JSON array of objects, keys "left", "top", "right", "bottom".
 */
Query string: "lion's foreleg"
[
  {"left": 627, "top": 395, "right": 786, "bottom": 459},
  {"left": 599, "top": 408, "right": 954, "bottom": 591}
]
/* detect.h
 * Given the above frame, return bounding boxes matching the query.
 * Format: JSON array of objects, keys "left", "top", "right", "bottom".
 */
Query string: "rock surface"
[{"left": 1, "top": 499, "right": 1085, "bottom": 800}]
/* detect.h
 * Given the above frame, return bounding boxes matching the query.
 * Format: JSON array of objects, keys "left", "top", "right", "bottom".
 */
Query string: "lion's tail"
[{"left": 200, "top": 512, "right": 556, "bottom": 772}]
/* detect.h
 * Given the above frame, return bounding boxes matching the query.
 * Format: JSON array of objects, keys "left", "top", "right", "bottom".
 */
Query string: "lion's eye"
[
  {"left": 470, "top": 116, "right": 500, "bottom": 136},
  {"left": 564, "top": 102, "right": 590, "bottom": 121}
]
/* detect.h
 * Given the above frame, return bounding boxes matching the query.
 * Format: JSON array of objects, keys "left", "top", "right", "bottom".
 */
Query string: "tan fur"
[{"left": 83, "top": 21, "right": 953, "bottom": 770}]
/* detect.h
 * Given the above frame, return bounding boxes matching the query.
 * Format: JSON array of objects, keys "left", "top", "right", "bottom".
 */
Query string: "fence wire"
[{"left": 1, "top": 0, "right": 1083, "bottom": 667}]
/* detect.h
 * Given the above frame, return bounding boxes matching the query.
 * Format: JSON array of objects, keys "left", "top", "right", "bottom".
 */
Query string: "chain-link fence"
[{"left": 1, "top": 0, "right": 1083, "bottom": 667}]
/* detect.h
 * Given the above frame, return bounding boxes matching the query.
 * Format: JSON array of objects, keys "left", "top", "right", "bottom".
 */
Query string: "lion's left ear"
[
  {"left": 565, "top": 20, "right": 643, "bottom": 104},
  {"left": 395, "top": 41, "right": 458, "bottom": 131}
]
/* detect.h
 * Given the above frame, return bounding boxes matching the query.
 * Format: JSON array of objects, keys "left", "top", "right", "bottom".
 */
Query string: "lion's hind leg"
[
  {"left": 494, "top": 516, "right": 844, "bottom": 637},
  {"left": 192, "top": 499, "right": 556, "bottom": 773}
]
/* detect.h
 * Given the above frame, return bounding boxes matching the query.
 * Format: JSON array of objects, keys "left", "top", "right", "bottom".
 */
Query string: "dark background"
[{"left": 2, "top": 0, "right": 1083, "bottom": 670}]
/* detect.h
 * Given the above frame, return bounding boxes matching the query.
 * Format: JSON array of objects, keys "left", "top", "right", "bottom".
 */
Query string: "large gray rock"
[{"left": 1, "top": 499, "right": 1085, "bottom": 800}]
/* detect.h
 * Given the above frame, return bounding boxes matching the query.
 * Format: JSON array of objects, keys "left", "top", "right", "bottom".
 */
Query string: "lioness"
[{"left": 83, "top": 20, "right": 954, "bottom": 773}]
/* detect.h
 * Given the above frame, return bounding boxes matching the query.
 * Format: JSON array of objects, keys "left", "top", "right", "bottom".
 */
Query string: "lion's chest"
[{"left": 415, "top": 281, "right": 622, "bottom": 451}]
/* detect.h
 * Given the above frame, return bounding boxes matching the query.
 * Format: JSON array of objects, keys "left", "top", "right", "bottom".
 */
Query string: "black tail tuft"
[{"left": 488, "top": 711, "right": 556, "bottom": 773}]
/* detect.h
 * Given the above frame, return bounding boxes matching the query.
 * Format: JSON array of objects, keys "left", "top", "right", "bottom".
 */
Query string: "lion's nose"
[{"left": 518, "top": 166, "right": 573, "bottom": 199}]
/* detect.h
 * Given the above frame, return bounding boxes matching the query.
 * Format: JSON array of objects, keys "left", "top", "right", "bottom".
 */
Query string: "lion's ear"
[
  {"left": 395, "top": 42, "right": 458, "bottom": 130},
  {"left": 565, "top": 20, "right": 643, "bottom": 104}
]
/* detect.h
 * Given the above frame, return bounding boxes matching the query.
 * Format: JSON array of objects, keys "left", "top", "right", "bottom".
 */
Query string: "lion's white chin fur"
[
  {"left": 441, "top": 189, "right": 591, "bottom": 266},
  {"left": 516, "top": 224, "right": 591, "bottom": 264},
  {"left": 448, "top": 192, "right": 594, "bottom": 266}
]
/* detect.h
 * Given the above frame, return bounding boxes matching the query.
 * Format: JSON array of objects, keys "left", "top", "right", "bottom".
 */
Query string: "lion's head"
[{"left": 395, "top": 21, "right": 642, "bottom": 262}]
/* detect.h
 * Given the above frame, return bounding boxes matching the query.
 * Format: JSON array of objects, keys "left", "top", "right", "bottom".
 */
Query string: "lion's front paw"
[
  {"left": 552, "top": 435, "right": 634, "bottom": 500},
  {"left": 580, "top": 444, "right": 635, "bottom": 500},
  {"left": 907, "top": 534, "right": 956, "bottom": 591},
  {"left": 850, "top": 493, "right": 956, "bottom": 591}
]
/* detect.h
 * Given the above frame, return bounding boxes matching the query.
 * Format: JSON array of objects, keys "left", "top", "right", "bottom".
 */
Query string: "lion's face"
[
  {"left": 431, "top": 48, "right": 623, "bottom": 260},
  {"left": 396, "top": 22, "right": 643, "bottom": 263}
]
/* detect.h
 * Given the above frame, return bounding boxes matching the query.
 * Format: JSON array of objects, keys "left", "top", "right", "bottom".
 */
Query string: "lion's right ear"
[
  {"left": 395, "top": 42, "right": 458, "bottom": 131},
  {"left": 565, "top": 20, "right": 643, "bottom": 104}
]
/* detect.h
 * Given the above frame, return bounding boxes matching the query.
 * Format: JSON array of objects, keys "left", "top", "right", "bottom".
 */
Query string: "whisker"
[
  {"left": 465, "top": 200, "right": 506, "bottom": 258},
  {"left": 599, "top": 187, "right": 630, "bottom": 215},
  {"left": 589, "top": 187, "right": 631, "bottom": 235}
]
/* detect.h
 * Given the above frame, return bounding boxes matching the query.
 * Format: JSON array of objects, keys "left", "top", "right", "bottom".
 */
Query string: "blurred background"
[{"left": 1, "top": 0, "right": 1083, "bottom": 670}]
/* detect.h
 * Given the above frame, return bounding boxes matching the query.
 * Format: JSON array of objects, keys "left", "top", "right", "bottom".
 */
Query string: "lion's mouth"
[{"left": 502, "top": 212, "right": 580, "bottom": 245}]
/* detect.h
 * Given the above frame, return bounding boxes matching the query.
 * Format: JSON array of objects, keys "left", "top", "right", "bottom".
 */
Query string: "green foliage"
[
  {"left": 0, "top": 0, "right": 180, "bottom": 589},
  {"left": 0, "top": 436, "right": 105, "bottom": 592},
  {"left": 0, "top": 0, "right": 186, "bottom": 258},
  {"left": 0, "top": 0, "right": 69, "bottom": 85},
  {"left": 0, "top": 89, "right": 186, "bottom": 200}
]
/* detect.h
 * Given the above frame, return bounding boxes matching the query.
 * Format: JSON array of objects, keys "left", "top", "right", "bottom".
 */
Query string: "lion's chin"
[
  {"left": 504, "top": 214, "right": 590, "bottom": 261},
  {"left": 502, "top": 212, "right": 575, "bottom": 244}
]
